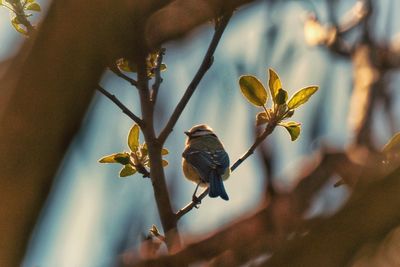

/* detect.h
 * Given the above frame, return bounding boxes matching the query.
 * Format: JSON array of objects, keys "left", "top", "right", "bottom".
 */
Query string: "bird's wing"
[
  {"left": 182, "top": 148, "right": 230, "bottom": 181},
  {"left": 182, "top": 148, "right": 215, "bottom": 182},
  {"left": 212, "top": 149, "right": 230, "bottom": 175}
]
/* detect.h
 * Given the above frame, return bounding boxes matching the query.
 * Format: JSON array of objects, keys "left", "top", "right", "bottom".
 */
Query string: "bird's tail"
[{"left": 209, "top": 171, "right": 229, "bottom": 201}]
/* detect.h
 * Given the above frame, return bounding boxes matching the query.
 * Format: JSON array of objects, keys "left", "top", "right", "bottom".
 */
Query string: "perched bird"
[{"left": 182, "top": 124, "right": 230, "bottom": 201}]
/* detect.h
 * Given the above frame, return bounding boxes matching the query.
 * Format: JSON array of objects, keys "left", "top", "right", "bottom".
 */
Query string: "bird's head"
[{"left": 184, "top": 124, "right": 217, "bottom": 144}]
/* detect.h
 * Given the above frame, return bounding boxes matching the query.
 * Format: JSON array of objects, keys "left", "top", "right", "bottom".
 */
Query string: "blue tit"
[{"left": 182, "top": 124, "right": 230, "bottom": 201}]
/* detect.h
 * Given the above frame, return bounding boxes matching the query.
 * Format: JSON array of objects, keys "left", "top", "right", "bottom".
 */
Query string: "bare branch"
[
  {"left": 158, "top": 13, "right": 232, "bottom": 144},
  {"left": 175, "top": 188, "right": 209, "bottom": 219},
  {"left": 97, "top": 85, "right": 144, "bottom": 127},
  {"left": 109, "top": 64, "right": 139, "bottom": 88},
  {"left": 231, "top": 122, "right": 276, "bottom": 172}
]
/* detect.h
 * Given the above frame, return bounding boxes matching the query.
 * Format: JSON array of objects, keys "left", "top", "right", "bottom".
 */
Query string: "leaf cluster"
[
  {"left": 99, "top": 124, "right": 169, "bottom": 178},
  {"left": 1, "top": 0, "right": 41, "bottom": 36},
  {"left": 116, "top": 50, "right": 167, "bottom": 78},
  {"left": 239, "top": 69, "right": 318, "bottom": 141}
]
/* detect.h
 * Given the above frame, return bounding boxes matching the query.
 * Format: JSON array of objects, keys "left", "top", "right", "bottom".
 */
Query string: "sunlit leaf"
[
  {"left": 239, "top": 75, "right": 268, "bottom": 106},
  {"left": 11, "top": 17, "right": 28, "bottom": 36},
  {"left": 26, "top": 2, "right": 40, "bottom": 11},
  {"left": 116, "top": 58, "right": 137, "bottom": 73},
  {"left": 162, "top": 160, "right": 168, "bottom": 167},
  {"left": 383, "top": 132, "right": 400, "bottom": 154},
  {"left": 99, "top": 152, "right": 130, "bottom": 164},
  {"left": 128, "top": 124, "right": 140, "bottom": 152},
  {"left": 280, "top": 121, "right": 301, "bottom": 141},
  {"left": 287, "top": 86, "right": 318, "bottom": 109},
  {"left": 160, "top": 63, "right": 167, "bottom": 72},
  {"left": 256, "top": 112, "right": 269, "bottom": 126},
  {"left": 268, "top": 69, "right": 282, "bottom": 103},
  {"left": 276, "top": 88, "right": 288, "bottom": 105},
  {"left": 140, "top": 143, "right": 148, "bottom": 157},
  {"left": 284, "top": 109, "right": 295, "bottom": 119},
  {"left": 119, "top": 164, "right": 137, "bottom": 177},
  {"left": 161, "top": 148, "right": 169, "bottom": 155}
]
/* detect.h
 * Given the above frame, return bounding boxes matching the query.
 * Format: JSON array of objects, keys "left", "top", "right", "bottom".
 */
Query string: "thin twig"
[
  {"left": 97, "top": 85, "right": 144, "bottom": 127},
  {"left": 158, "top": 13, "right": 232, "bottom": 144},
  {"left": 109, "top": 64, "right": 139, "bottom": 87},
  {"left": 175, "top": 122, "right": 276, "bottom": 219},
  {"left": 231, "top": 122, "right": 276, "bottom": 171},
  {"left": 150, "top": 49, "right": 164, "bottom": 103}
]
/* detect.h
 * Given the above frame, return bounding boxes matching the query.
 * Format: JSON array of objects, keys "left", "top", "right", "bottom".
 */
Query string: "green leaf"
[
  {"left": 276, "top": 89, "right": 288, "bottom": 105},
  {"left": 383, "top": 132, "right": 400, "bottom": 154},
  {"left": 162, "top": 160, "right": 168, "bottom": 167},
  {"left": 116, "top": 58, "right": 137, "bottom": 73},
  {"left": 256, "top": 112, "right": 269, "bottom": 126},
  {"left": 161, "top": 148, "right": 169, "bottom": 155},
  {"left": 239, "top": 75, "right": 268, "bottom": 106},
  {"left": 119, "top": 164, "right": 137, "bottom": 177},
  {"left": 11, "top": 17, "right": 28, "bottom": 36},
  {"left": 268, "top": 69, "right": 282, "bottom": 103},
  {"left": 99, "top": 152, "right": 130, "bottom": 164},
  {"left": 160, "top": 63, "right": 167, "bottom": 72},
  {"left": 26, "top": 2, "right": 40, "bottom": 11},
  {"left": 280, "top": 121, "right": 301, "bottom": 141},
  {"left": 287, "top": 86, "right": 318, "bottom": 109},
  {"left": 128, "top": 124, "right": 140, "bottom": 151}
]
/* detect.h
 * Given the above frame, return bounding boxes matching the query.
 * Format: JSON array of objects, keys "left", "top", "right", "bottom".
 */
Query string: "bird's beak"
[{"left": 184, "top": 131, "right": 191, "bottom": 137}]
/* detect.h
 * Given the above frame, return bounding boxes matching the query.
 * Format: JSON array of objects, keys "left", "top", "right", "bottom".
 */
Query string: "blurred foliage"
[{"left": 0, "top": 0, "right": 41, "bottom": 36}]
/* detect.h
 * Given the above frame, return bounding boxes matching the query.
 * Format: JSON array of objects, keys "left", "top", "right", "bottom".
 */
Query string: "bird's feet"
[{"left": 192, "top": 194, "right": 202, "bottom": 208}]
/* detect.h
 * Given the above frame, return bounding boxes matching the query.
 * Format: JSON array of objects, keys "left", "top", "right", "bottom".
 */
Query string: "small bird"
[{"left": 182, "top": 124, "right": 230, "bottom": 201}]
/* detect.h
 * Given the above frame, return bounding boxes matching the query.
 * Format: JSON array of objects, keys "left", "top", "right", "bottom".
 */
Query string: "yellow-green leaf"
[
  {"left": 383, "top": 132, "right": 400, "bottom": 154},
  {"left": 11, "top": 17, "right": 28, "bottom": 36},
  {"left": 26, "top": 2, "right": 40, "bottom": 11},
  {"left": 287, "top": 86, "right": 318, "bottom": 109},
  {"left": 268, "top": 69, "right": 282, "bottom": 103},
  {"left": 160, "top": 63, "right": 167, "bottom": 72},
  {"left": 256, "top": 112, "right": 269, "bottom": 126},
  {"left": 119, "top": 164, "right": 137, "bottom": 177},
  {"left": 161, "top": 148, "right": 169, "bottom": 155},
  {"left": 99, "top": 152, "right": 130, "bottom": 164},
  {"left": 116, "top": 58, "right": 137, "bottom": 73},
  {"left": 239, "top": 75, "right": 268, "bottom": 106},
  {"left": 128, "top": 124, "right": 140, "bottom": 151},
  {"left": 280, "top": 121, "right": 301, "bottom": 141},
  {"left": 276, "top": 89, "right": 288, "bottom": 105},
  {"left": 162, "top": 160, "right": 168, "bottom": 167}
]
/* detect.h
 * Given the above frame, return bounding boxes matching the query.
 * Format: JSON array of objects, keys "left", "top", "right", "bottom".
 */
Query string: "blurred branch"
[
  {"left": 158, "top": 12, "right": 232, "bottom": 144},
  {"left": 97, "top": 85, "right": 144, "bottom": 127},
  {"left": 129, "top": 152, "right": 352, "bottom": 266},
  {"left": 263, "top": 166, "right": 400, "bottom": 267}
]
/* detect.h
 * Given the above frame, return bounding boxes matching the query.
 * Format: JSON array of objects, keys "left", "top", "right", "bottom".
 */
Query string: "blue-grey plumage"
[{"left": 182, "top": 124, "right": 230, "bottom": 201}]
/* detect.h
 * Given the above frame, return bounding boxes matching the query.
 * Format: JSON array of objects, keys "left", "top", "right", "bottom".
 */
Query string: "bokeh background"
[{"left": 1, "top": 0, "right": 399, "bottom": 266}]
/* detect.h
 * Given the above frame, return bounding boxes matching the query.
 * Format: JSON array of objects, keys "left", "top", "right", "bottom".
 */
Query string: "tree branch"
[
  {"left": 158, "top": 13, "right": 232, "bottom": 144},
  {"left": 97, "top": 85, "right": 144, "bottom": 127},
  {"left": 109, "top": 64, "right": 139, "bottom": 88},
  {"left": 136, "top": 56, "right": 181, "bottom": 252},
  {"left": 150, "top": 49, "right": 164, "bottom": 103}
]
